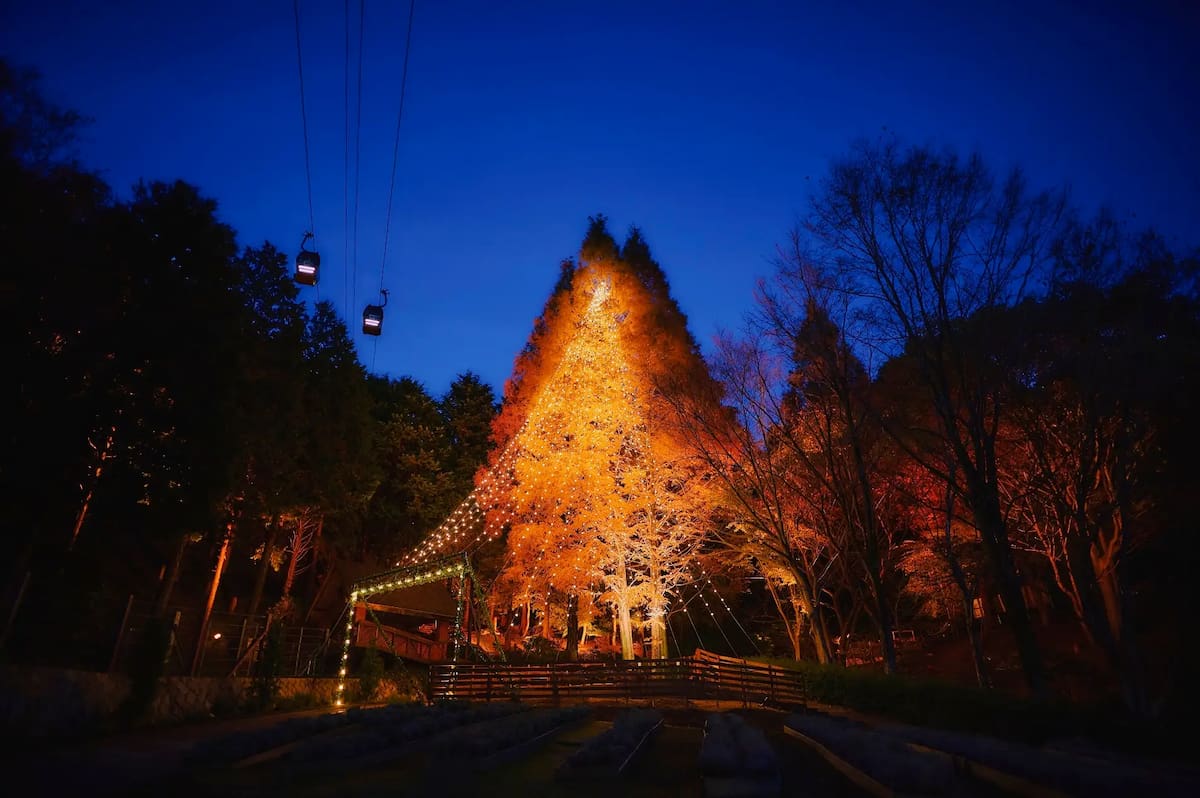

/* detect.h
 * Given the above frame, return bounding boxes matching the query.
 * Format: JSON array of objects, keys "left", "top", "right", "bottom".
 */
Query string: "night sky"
[{"left": 3, "top": 0, "right": 1197, "bottom": 394}]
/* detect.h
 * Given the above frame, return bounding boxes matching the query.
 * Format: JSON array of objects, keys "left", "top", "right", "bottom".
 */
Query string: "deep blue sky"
[{"left": 4, "top": 1, "right": 1197, "bottom": 395}]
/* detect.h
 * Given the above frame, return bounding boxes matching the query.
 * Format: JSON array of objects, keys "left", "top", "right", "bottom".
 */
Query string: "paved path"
[{"left": 3, "top": 707, "right": 338, "bottom": 797}]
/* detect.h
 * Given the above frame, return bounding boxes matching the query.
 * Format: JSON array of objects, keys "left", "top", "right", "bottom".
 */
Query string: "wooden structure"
[
  {"left": 430, "top": 648, "right": 805, "bottom": 706},
  {"left": 335, "top": 553, "right": 501, "bottom": 704}
]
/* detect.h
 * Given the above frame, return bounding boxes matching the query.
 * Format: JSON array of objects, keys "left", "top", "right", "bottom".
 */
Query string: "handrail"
[{"left": 428, "top": 652, "right": 809, "bottom": 707}]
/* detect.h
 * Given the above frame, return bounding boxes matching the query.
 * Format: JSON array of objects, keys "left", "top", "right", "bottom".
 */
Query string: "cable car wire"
[
  {"left": 351, "top": 0, "right": 366, "bottom": 319},
  {"left": 371, "top": 0, "right": 416, "bottom": 371},
  {"left": 292, "top": 0, "right": 316, "bottom": 242},
  {"left": 377, "top": 0, "right": 416, "bottom": 295},
  {"left": 343, "top": 0, "right": 351, "bottom": 318}
]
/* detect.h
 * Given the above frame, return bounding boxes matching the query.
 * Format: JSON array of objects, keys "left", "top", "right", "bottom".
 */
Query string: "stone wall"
[{"left": 0, "top": 666, "right": 374, "bottom": 740}]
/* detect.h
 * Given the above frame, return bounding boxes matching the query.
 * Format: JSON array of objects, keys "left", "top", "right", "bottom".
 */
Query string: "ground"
[{"left": 5, "top": 704, "right": 869, "bottom": 798}]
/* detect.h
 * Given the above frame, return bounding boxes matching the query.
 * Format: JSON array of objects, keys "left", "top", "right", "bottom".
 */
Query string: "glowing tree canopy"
[{"left": 401, "top": 217, "right": 717, "bottom": 659}]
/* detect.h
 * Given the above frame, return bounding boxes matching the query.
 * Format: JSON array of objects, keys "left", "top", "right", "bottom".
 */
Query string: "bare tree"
[
  {"left": 664, "top": 333, "right": 835, "bottom": 662},
  {"left": 794, "top": 138, "right": 1066, "bottom": 694}
]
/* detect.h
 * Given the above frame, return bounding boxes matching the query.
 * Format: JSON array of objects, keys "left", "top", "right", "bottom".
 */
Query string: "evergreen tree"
[{"left": 440, "top": 371, "right": 498, "bottom": 498}]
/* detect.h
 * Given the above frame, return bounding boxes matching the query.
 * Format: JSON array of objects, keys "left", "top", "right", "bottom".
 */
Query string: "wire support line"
[
  {"left": 699, "top": 585, "right": 739, "bottom": 655},
  {"left": 292, "top": 0, "right": 316, "bottom": 239},
  {"left": 682, "top": 600, "right": 707, "bottom": 652},
  {"left": 351, "top": 0, "right": 365, "bottom": 317},
  {"left": 342, "top": 0, "right": 351, "bottom": 318},
  {"left": 667, "top": 610, "right": 684, "bottom": 658},
  {"left": 377, "top": 0, "right": 416, "bottom": 294},
  {"left": 707, "top": 578, "right": 761, "bottom": 654}
]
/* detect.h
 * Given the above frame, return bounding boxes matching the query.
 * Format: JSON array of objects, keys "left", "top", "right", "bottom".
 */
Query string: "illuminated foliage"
[{"left": 402, "top": 219, "right": 715, "bottom": 659}]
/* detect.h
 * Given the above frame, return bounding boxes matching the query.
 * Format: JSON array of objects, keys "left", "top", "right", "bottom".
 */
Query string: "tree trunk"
[
  {"left": 247, "top": 515, "right": 280, "bottom": 616},
  {"left": 972, "top": 488, "right": 1048, "bottom": 696},
  {"left": 874, "top": 586, "right": 899, "bottom": 675},
  {"left": 301, "top": 558, "right": 335, "bottom": 626},
  {"left": 542, "top": 592, "right": 552, "bottom": 640},
  {"left": 1114, "top": 570, "right": 1151, "bottom": 717},
  {"left": 963, "top": 590, "right": 992, "bottom": 689},
  {"left": 154, "top": 533, "right": 190, "bottom": 617},
  {"left": 942, "top": 469, "right": 991, "bottom": 688},
  {"left": 650, "top": 612, "right": 668, "bottom": 659},
  {"left": 521, "top": 598, "right": 532, "bottom": 637},
  {"left": 798, "top": 593, "right": 831, "bottom": 664},
  {"left": 1065, "top": 534, "right": 1121, "bottom": 666},
  {"left": 765, "top": 578, "right": 803, "bottom": 660},
  {"left": 615, "top": 555, "right": 635, "bottom": 660},
  {"left": 303, "top": 514, "right": 324, "bottom": 601},
  {"left": 281, "top": 515, "right": 306, "bottom": 598},
  {"left": 69, "top": 428, "right": 115, "bottom": 551},
  {"left": 788, "top": 579, "right": 831, "bottom": 664},
  {"left": 191, "top": 522, "right": 234, "bottom": 675},
  {"left": 565, "top": 594, "right": 579, "bottom": 661},
  {"left": 617, "top": 598, "right": 634, "bottom": 660}
]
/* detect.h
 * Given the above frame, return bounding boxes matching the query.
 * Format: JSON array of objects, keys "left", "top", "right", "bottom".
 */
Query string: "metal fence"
[
  {"left": 111, "top": 605, "right": 336, "bottom": 677},
  {"left": 0, "top": 580, "right": 337, "bottom": 678}
]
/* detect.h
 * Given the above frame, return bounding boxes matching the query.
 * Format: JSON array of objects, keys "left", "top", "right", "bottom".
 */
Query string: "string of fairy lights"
[
  {"left": 400, "top": 278, "right": 625, "bottom": 575},
  {"left": 363, "top": 273, "right": 754, "bottom": 675}
]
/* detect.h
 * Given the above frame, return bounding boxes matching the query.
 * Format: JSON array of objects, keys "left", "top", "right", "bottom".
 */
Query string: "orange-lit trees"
[
  {"left": 998, "top": 225, "right": 1200, "bottom": 715},
  {"left": 480, "top": 218, "right": 716, "bottom": 660},
  {"left": 795, "top": 139, "right": 1067, "bottom": 695},
  {"left": 667, "top": 331, "right": 836, "bottom": 663},
  {"left": 896, "top": 458, "right": 992, "bottom": 687}
]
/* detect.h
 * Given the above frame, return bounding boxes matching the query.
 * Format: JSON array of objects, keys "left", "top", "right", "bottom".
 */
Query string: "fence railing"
[
  {"left": 0, "top": 584, "right": 336, "bottom": 678},
  {"left": 429, "top": 649, "right": 806, "bottom": 707},
  {"left": 115, "top": 607, "right": 332, "bottom": 677}
]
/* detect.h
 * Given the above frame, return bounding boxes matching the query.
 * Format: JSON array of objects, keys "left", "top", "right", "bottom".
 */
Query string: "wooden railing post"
[{"left": 715, "top": 660, "right": 721, "bottom": 709}]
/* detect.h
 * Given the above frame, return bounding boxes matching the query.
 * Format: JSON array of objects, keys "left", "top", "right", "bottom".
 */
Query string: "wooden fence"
[{"left": 429, "top": 649, "right": 807, "bottom": 707}]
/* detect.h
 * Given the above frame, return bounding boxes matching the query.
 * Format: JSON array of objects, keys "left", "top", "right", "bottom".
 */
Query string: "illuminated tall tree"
[{"left": 406, "top": 218, "right": 717, "bottom": 661}]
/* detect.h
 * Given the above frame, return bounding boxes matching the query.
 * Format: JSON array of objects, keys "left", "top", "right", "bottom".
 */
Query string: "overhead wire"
[
  {"left": 373, "top": 0, "right": 417, "bottom": 371},
  {"left": 292, "top": 0, "right": 316, "bottom": 245},
  {"left": 351, "top": 0, "right": 365, "bottom": 324},
  {"left": 343, "top": 0, "right": 351, "bottom": 318},
  {"left": 378, "top": 0, "right": 417, "bottom": 295}
]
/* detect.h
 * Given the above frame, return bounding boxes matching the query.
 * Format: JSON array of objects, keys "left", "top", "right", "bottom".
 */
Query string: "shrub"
[
  {"left": 753, "top": 656, "right": 1128, "bottom": 747},
  {"left": 385, "top": 662, "right": 427, "bottom": 703},
  {"left": 519, "top": 636, "right": 560, "bottom": 662},
  {"left": 119, "top": 616, "right": 171, "bottom": 722},
  {"left": 358, "top": 647, "right": 384, "bottom": 701},
  {"left": 250, "top": 623, "right": 284, "bottom": 711},
  {"left": 275, "top": 692, "right": 321, "bottom": 712}
]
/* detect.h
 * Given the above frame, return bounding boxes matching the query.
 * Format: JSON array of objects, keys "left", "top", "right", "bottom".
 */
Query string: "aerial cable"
[
  {"left": 370, "top": 0, "right": 416, "bottom": 372},
  {"left": 377, "top": 0, "right": 416, "bottom": 295},
  {"left": 292, "top": 0, "right": 316, "bottom": 242},
  {"left": 351, "top": 0, "right": 365, "bottom": 318},
  {"left": 343, "top": 0, "right": 351, "bottom": 317}
]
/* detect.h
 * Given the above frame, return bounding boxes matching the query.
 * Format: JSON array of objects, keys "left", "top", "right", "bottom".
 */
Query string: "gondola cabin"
[
  {"left": 363, "top": 289, "right": 388, "bottom": 336},
  {"left": 362, "top": 304, "right": 384, "bottom": 335},
  {"left": 294, "top": 232, "right": 319, "bottom": 286},
  {"left": 295, "top": 251, "right": 319, "bottom": 285}
]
